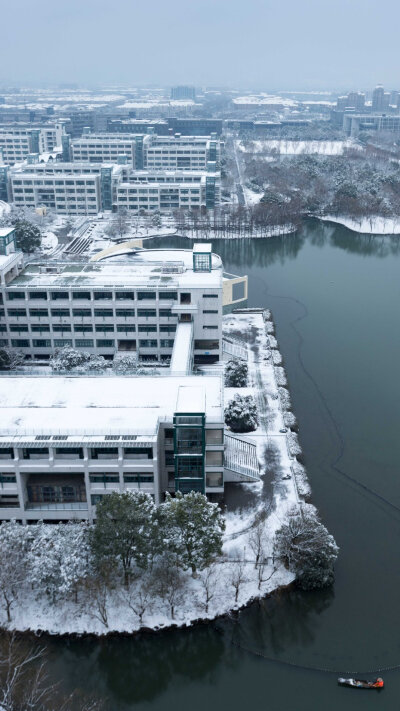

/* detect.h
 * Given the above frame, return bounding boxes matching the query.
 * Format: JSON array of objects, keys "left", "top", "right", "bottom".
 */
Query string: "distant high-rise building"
[
  {"left": 336, "top": 92, "right": 365, "bottom": 111},
  {"left": 171, "top": 86, "right": 196, "bottom": 101},
  {"left": 372, "top": 85, "right": 385, "bottom": 111}
]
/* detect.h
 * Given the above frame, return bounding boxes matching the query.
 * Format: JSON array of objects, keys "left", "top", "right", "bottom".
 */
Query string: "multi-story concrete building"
[
  {"left": 0, "top": 243, "right": 245, "bottom": 364},
  {"left": 70, "top": 134, "right": 142, "bottom": 168},
  {"left": 116, "top": 168, "right": 220, "bottom": 212},
  {"left": 0, "top": 123, "right": 65, "bottom": 165},
  {"left": 0, "top": 373, "right": 225, "bottom": 521},
  {"left": 8, "top": 162, "right": 124, "bottom": 214},
  {"left": 171, "top": 86, "right": 196, "bottom": 101},
  {"left": 142, "top": 133, "right": 221, "bottom": 170},
  {"left": 343, "top": 113, "right": 400, "bottom": 136}
]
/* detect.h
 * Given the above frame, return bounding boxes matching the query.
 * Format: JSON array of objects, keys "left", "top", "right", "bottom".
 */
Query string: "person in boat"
[{"left": 371, "top": 678, "right": 384, "bottom": 688}]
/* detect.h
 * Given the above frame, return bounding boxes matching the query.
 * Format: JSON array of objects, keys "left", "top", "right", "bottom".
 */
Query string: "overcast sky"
[{"left": 1, "top": 0, "right": 399, "bottom": 90}]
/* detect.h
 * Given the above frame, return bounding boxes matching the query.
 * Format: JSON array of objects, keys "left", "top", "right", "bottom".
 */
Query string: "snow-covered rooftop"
[
  {"left": 9, "top": 248, "right": 223, "bottom": 289},
  {"left": 0, "top": 227, "right": 14, "bottom": 238},
  {"left": 0, "top": 375, "right": 223, "bottom": 439}
]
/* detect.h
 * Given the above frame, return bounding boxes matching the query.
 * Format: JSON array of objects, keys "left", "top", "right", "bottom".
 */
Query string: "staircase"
[
  {"left": 222, "top": 337, "right": 248, "bottom": 361},
  {"left": 224, "top": 433, "right": 260, "bottom": 482}
]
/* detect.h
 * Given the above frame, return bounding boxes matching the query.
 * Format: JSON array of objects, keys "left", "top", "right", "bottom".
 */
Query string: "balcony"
[{"left": 25, "top": 502, "right": 88, "bottom": 511}]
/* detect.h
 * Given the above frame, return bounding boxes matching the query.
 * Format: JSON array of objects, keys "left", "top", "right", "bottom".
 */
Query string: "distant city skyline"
[{"left": 1, "top": 0, "right": 399, "bottom": 89}]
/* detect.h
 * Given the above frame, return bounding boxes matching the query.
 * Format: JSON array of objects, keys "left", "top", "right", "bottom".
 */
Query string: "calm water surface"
[{"left": 46, "top": 221, "right": 400, "bottom": 710}]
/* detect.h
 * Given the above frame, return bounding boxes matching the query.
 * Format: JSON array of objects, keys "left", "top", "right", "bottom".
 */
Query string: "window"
[
  {"left": 53, "top": 325, "right": 71, "bottom": 332},
  {"left": 138, "top": 292, "right": 156, "bottom": 300},
  {"left": 7, "top": 292, "right": 25, "bottom": 300},
  {"left": 55, "top": 447, "right": 83, "bottom": 459},
  {"left": 51, "top": 309, "right": 70, "bottom": 317},
  {"left": 73, "top": 291, "right": 91, "bottom": 300},
  {"left": 31, "top": 325, "right": 50, "bottom": 332},
  {"left": 194, "top": 339, "right": 219, "bottom": 350},
  {"left": 138, "top": 325, "right": 156, "bottom": 333},
  {"left": 159, "top": 325, "right": 176, "bottom": 333},
  {"left": 94, "top": 309, "right": 113, "bottom": 317},
  {"left": 137, "top": 309, "right": 156, "bottom": 318},
  {"left": 160, "top": 339, "right": 174, "bottom": 348},
  {"left": 94, "top": 292, "right": 112, "bottom": 300},
  {"left": 206, "top": 429, "right": 223, "bottom": 445},
  {"left": 123, "top": 447, "right": 152, "bottom": 459},
  {"left": 7, "top": 309, "right": 26, "bottom": 317},
  {"left": 9, "top": 324, "right": 28, "bottom": 332},
  {"left": 96, "top": 340, "right": 114, "bottom": 348},
  {"left": 51, "top": 292, "right": 69, "bottom": 300},
  {"left": 139, "top": 339, "right": 157, "bottom": 348},
  {"left": 89, "top": 474, "right": 119, "bottom": 484},
  {"left": 165, "top": 452, "right": 175, "bottom": 467},
  {"left": 11, "top": 339, "right": 29, "bottom": 347},
  {"left": 180, "top": 293, "right": 191, "bottom": 304},
  {"left": 90, "top": 447, "right": 119, "bottom": 459},
  {"left": 203, "top": 325, "right": 218, "bottom": 330},
  {"left": 123, "top": 474, "right": 154, "bottom": 483},
  {"left": 29, "top": 292, "right": 47, "bottom": 300},
  {"left": 206, "top": 472, "right": 223, "bottom": 488},
  {"left": 29, "top": 309, "right": 48, "bottom": 317},
  {"left": 159, "top": 291, "right": 177, "bottom": 300},
  {"left": 75, "top": 339, "right": 94, "bottom": 347},
  {"left": 117, "top": 326, "right": 136, "bottom": 333},
  {"left": 33, "top": 339, "right": 51, "bottom": 347},
  {"left": 159, "top": 309, "right": 173, "bottom": 318},
  {"left": 203, "top": 294, "right": 218, "bottom": 299},
  {"left": 116, "top": 309, "right": 135, "bottom": 317},
  {"left": 73, "top": 309, "right": 91, "bottom": 317},
  {"left": 91, "top": 495, "right": 104, "bottom": 505},
  {"left": 203, "top": 310, "right": 218, "bottom": 314},
  {"left": 54, "top": 339, "right": 72, "bottom": 347},
  {"left": 206, "top": 451, "right": 223, "bottom": 466},
  {"left": 116, "top": 292, "right": 135, "bottom": 301}
]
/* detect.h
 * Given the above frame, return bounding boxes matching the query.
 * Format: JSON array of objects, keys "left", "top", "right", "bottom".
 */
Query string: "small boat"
[{"left": 338, "top": 677, "right": 384, "bottom": 690}]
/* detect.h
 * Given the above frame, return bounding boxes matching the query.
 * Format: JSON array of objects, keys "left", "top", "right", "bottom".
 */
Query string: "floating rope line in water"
[
  {"left": 214, "top": 624, "right": 400, "bottom": 675},
  {"left": 255, "top": 279, "right": 400, "bottom": 521}
]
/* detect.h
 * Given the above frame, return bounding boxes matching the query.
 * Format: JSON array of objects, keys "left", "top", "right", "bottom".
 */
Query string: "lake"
[{"left": 43, "top": 220, "right": 400, "bottom": 709}]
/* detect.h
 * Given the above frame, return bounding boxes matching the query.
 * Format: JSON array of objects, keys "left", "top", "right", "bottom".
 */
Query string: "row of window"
[
  {"left": 3, "top": 338, "right": 174, "bottom": 349},
  {"left": 1, "top": 446, "right": 153, "bottom": 460},
  {"left": 5, "top": 291, "right": 181, "bottom": 302},
  {"left": 2, "top": 324, "right": 176, "bottom": 335}
]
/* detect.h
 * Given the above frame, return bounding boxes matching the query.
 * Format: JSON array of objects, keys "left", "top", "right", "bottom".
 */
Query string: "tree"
[
  {"left": 230, "top": 558, "right": 248, "bottom": 604},
  {"left": 151, "top": 553, "right": 186, "bottom": 620},
  {"left": 224, "top": 394, "right": 258, "bottom": 433},
  {"left": 0, "top": 348, "right": 25, "bottom": 370},
  {"left": 13, "top": 220, "right": 42, "bottom": 253},
  {"left": 273, "top": 505, "right": 339, "bottom": 590},
  {"left": 198, "top": 563, "right": 219, "bottom": 614},
  {"left": 121, "top": 574, "right": 154, "bottom": 625},
  {"left": 90, "top": 492, "right": 158, "bottom": 587},
  {"left": 161, "top": 492, "right": 225, "bottom": 575},
  {"left": 104, "top": 210, "right": 129, "bottom": 240},
  {"left": 224, "top": 359, "right": 248, "bottom": 387},
  {"left": 247, "top": 517, "right": 267, "bottom": 569},
  {"left": 0, "top": 522, "right": 31, "bottom": 622},
  {"left": 50, "top": 346, "right": 109, "bottom": 372}
]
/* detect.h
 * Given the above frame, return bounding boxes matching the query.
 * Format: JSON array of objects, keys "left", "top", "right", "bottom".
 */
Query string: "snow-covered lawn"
[{"left": 320, "top": 214, "right": 400, "bottom": 235}]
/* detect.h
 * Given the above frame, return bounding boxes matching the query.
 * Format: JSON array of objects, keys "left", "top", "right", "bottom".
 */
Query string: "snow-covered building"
[
  {"left": 0, "top": 244, "right": 243, "bottom": 363},
  {"left": 116, "top": 168, "right": 220, "bottom": 211},
  {"left": 70, "top": 134, "right": 141, "bottom": 168},
  {"left": 0, "top": 123, "right": 65, "bottom": 165},
  {"left": 142, "top": 133, "right": 221, "bottom": 170},
  {"left": 0, "top": 374, "right": 225, "bottom": 521}
]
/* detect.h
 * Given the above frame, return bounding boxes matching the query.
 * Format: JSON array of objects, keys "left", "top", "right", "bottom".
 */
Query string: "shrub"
[
  {"left": 224, "top": 394, "right": 258, "bottom": 432},
  {"left": 225, "top": 359, "right": 248, "bottom": 387}
]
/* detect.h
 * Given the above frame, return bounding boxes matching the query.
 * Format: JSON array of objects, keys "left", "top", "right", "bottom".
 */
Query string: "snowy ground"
[
  {"left": 237, "top": 139, "right": 361, "bottom": 156},
  {"left": 320, "top": 214, "right": 400, "bottom": 235}
]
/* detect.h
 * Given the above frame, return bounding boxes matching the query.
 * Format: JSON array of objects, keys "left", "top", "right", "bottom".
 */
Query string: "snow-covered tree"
[
  {"left": 247, "top": 517, "right": 268, "bottom": 569},
  {"left": 90, "top": 492, "right": 158, "bottom": 586},
  {"left": 225, "top": 359, "right": 248, "bottom": 387},
  {"left": 198, "top": 563, "right": 219, "bottom": 614},
  {"left": 0, "top": 522, "right": 31, "bottom": 622},
  {"left": 274, "top": 504, "right": 339, "bottom": 590},
  {"left": 57, "top": 523, "right": 92, "bottom": 602},
  {"left": 230, "top": 558, "right": 248, "bottom": 604},
  {"left": 0, "top": 348, "right": 25, "bottom": 370},
  {"left": 13, "top": 219, "right": 42, "bottom": 253},
  {"left": 151, "top": 552, "right": 186, "bottom": 620},
  {"left": 224, "top": 394, "right": 258, "bottom": 433},
  {"left": 161, "top": 492, "right": 225, "bottom": 575},
  {"left": 50, "top": 346, "right": 109, "bottom": 372}
]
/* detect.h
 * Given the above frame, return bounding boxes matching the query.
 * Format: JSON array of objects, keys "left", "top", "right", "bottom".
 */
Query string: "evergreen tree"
[
  {"left": 161, "top": 492, "right": 225, "bottom": 575},
  {"left": 274, "top": 504, "right": 339, "bottom": 590},
  {"left": 90, "top": 491, "right": 158, "bottom": 586},
  {"left": 0, "top": 347, "right": 25, "bottom": 370},
  {"left": 13, "top": 219, "right": 42, "bottom": 253},
  {"left": 225, "top": 359, "right": 248, "bottom": 387},
  {"left": 224, "top": 393, "right": 258, "bottom": 432}
]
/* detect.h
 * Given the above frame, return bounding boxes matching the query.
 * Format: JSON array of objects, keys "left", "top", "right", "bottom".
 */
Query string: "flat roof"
[
  {"left": 10, "top": 249, "right": 222, "bottom": 288},
  {"left": 0, "top": 375, "right": 223, "bottom": 438},
  {"left": 0, "top": 227, "right": 14, "bottom": 237}
]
